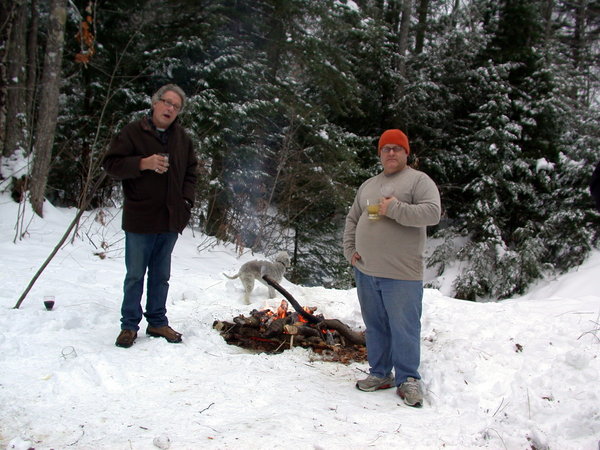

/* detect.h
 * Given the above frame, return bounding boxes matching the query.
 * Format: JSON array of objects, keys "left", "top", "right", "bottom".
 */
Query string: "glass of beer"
[{"left": 367, "top": 199, "right": 380, "bottom": 220}]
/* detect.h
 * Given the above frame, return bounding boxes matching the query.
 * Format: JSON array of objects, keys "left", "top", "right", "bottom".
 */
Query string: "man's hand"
[
  {"left": 351, "top": 252, "right": 362, "bottom": 266},
  {"left": 379, "top": 196, "right": 397, "bottom": 216},
  {"left": 140, "top": 154, "right": 169, "bottom": 174}
]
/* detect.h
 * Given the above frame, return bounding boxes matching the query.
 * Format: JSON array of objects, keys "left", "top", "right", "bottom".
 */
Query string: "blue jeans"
[
  {"left": 354, "top": 268, "right": 423, "bottom": 385},
  {"left": 121, "top": 231, "right": 179, "bottom": 331}
]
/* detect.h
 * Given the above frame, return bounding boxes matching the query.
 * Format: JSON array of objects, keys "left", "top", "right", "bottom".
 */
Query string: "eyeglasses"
[
  {"left": 381, "top": 146, "right": 405, "bottom": 154},
  {"left": 159, "top": 98, "right": 182, "bottom": 112}
]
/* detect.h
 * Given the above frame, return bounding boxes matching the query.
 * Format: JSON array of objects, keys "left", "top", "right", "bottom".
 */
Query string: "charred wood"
[
  {"left": 233, "top": 315, "right": 261, "bottom": 327},
  {"left": 284, "top": 324, "right": 322, "bottom": 339},
  {"left": 264, "top": 317, "right": 290, "bottom": 337}
]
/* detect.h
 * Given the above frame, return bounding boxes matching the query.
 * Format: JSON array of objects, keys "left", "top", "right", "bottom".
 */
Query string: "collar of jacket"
[
  {"left": 141, "top": 115, "right": 177, "bottom": 144},
  {"left": 142, "top": 113, "right": 180, "bottom": 131}
]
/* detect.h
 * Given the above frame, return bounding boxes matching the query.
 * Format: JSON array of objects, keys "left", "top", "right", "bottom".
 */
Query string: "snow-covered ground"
[{"left": 1, "top": 194, "right": 599, "bottom": 449}]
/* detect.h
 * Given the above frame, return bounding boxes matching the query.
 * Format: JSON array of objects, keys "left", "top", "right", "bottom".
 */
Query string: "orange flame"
[
  {"left": 298, "top": 306, "right": 317, "bottom": 323},
  {"left": 276, "top": 300, "right": 288, "bottom": 319}
]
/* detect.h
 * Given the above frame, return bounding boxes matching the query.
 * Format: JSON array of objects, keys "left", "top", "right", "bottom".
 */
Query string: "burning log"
[
  {"left": 262, "top": 275, "right": 320, "bottom": 324},
  {"left": 213, "top": 276, "right": 367, "bottom": 363}
]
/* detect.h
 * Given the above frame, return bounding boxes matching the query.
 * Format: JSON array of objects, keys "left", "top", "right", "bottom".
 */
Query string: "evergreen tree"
[
  {"left": 426, "top": 0, "right": 599, "bottom": 299},
  {"left": 6, "top": 0, "right": 598, "bottom": 296}
]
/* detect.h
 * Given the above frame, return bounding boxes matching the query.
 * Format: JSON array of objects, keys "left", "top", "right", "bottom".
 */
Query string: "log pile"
[{"left": 213, "top": 276, "right": 366, "bottom": 364}]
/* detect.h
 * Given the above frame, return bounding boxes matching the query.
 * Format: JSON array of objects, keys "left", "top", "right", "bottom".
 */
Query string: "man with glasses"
[
  {"left": 343, "top": 129, "right": 441, "bottom": 407},
  {"left": 103, "top": 84, "right": 198, "bottom": 348}
]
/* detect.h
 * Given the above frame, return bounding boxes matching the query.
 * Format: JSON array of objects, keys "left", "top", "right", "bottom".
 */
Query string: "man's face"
[
  {"left": 152, "top": 90, "right": 183, "bottom": 129},
  {"left": 380, "top": 144, "right": 408, "bottom": 174}
]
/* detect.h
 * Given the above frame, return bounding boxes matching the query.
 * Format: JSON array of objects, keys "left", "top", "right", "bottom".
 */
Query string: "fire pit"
[{"left": 213, "top": 276, "right": 366, "bottom": 364}]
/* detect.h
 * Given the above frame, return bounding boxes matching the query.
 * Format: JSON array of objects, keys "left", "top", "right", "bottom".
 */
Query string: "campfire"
[{"left": 213, "top": 276, "right": 367, "bottom": 364}]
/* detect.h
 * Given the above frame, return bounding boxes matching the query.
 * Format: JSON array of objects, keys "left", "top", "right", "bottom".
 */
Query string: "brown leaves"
[{"left": 75, "top": 15, "right": 95, "bottom": 65}]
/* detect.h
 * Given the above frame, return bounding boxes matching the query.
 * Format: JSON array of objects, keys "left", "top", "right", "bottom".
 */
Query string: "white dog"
[{"left": 224, "top": 251, "right": 291, "bottom": 304}]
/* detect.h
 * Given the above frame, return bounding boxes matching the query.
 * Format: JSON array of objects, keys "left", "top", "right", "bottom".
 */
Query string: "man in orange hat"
[{"left": 343, "top": 129, "right": 441, "bottom": 407}]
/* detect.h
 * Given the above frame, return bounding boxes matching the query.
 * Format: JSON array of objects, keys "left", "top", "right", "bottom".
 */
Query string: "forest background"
[{"left": 1, "top": 0, "right": 599, "bottom": 301}]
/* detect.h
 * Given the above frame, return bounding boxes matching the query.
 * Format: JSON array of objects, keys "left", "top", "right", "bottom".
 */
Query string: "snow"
[
  {"left": 536, "top": 158, "right": 555, "bottom": 172},
  {"left": 337, "top": 0, "right": 360, "bottom": 12},
  {"left": 1, "top": 193, "right": 599, "bottom": 449}
]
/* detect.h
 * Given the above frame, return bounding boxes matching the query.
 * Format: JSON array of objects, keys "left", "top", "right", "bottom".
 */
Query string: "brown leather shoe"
[
  {"left": 115, "top": 329, "right": 137, "bottom": 348},
  {"left": 146, "top": 325, "right": 182, "bottom": 343}
]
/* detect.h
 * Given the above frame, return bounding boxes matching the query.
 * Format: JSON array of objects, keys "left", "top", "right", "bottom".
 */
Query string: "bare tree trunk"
[
  {"left": 4, "top": 1, "right": 28, "bottom": 159},
  {"left": 451, "top": 0, "right": 460, "bottom": 28},
  {"left": 414, "top": 0, "right": 429, "bottom": 54},
  {"left": 541, "top": 0, "right": 554, "bottom": 48},
  {"left": 26, "top": 0, "right": 39, "bottom": 127},
  {"left": 385, "top": 0, "right": 401, "bottom": 30},
  {"left": 374, "top": 0, "right": 385, "bottom": 19},
  {"left": 572, "top": 0, "right": 585, "bottom": 70},
  {"left": 205, "top": 152, "right": 229, "bottom": 240},
  {"left": 0, "top": 2, "right": 18, "bottom": 157},
  {"left": 396, "top": 0, "right": 412, "bottom": 77},
  {"left": 29, "top": 0, "right": 67, "bottom": 217}
]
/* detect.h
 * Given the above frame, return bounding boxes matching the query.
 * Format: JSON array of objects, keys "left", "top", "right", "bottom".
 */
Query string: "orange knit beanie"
[{"left": 378, "top": 129, "right": 410, "bottom": 155}]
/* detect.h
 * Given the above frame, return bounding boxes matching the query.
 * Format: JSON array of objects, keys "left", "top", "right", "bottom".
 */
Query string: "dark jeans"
[
  {"left": 121, "top": 231, "right": 178, "bottom": 331},
  {"left": 354, "top": 268, "right": 423, "bottom": 386}
]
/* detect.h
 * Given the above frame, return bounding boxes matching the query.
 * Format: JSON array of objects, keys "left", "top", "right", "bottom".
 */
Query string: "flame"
[
  {"left": 257, "top": 301, "right": 317, "bottom": 324},
  {"left": 276, "top": 300, "right": 288, "bottom": 319},
  {"left": 298, "top": 306, "right": 317, "bottom": 323}
]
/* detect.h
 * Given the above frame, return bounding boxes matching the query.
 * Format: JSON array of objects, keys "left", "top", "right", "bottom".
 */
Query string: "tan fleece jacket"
[{"left": 343, "top": 167, "right": 441, "bottom": 280}]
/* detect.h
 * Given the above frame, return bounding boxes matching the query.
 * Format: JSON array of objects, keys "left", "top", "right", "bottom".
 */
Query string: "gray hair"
[{"left": 151, "top": 84, "right": 186, "bottom": 112}]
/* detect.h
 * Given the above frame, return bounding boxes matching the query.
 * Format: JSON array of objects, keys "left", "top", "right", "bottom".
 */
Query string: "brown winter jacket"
[{"left": 103, "top": 117, "right": 198, "bottom": 233}]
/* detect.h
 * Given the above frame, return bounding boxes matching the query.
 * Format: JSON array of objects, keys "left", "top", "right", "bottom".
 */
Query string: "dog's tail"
[{"left": 223, "top": 272, "right": 239, "bottom": 280}]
